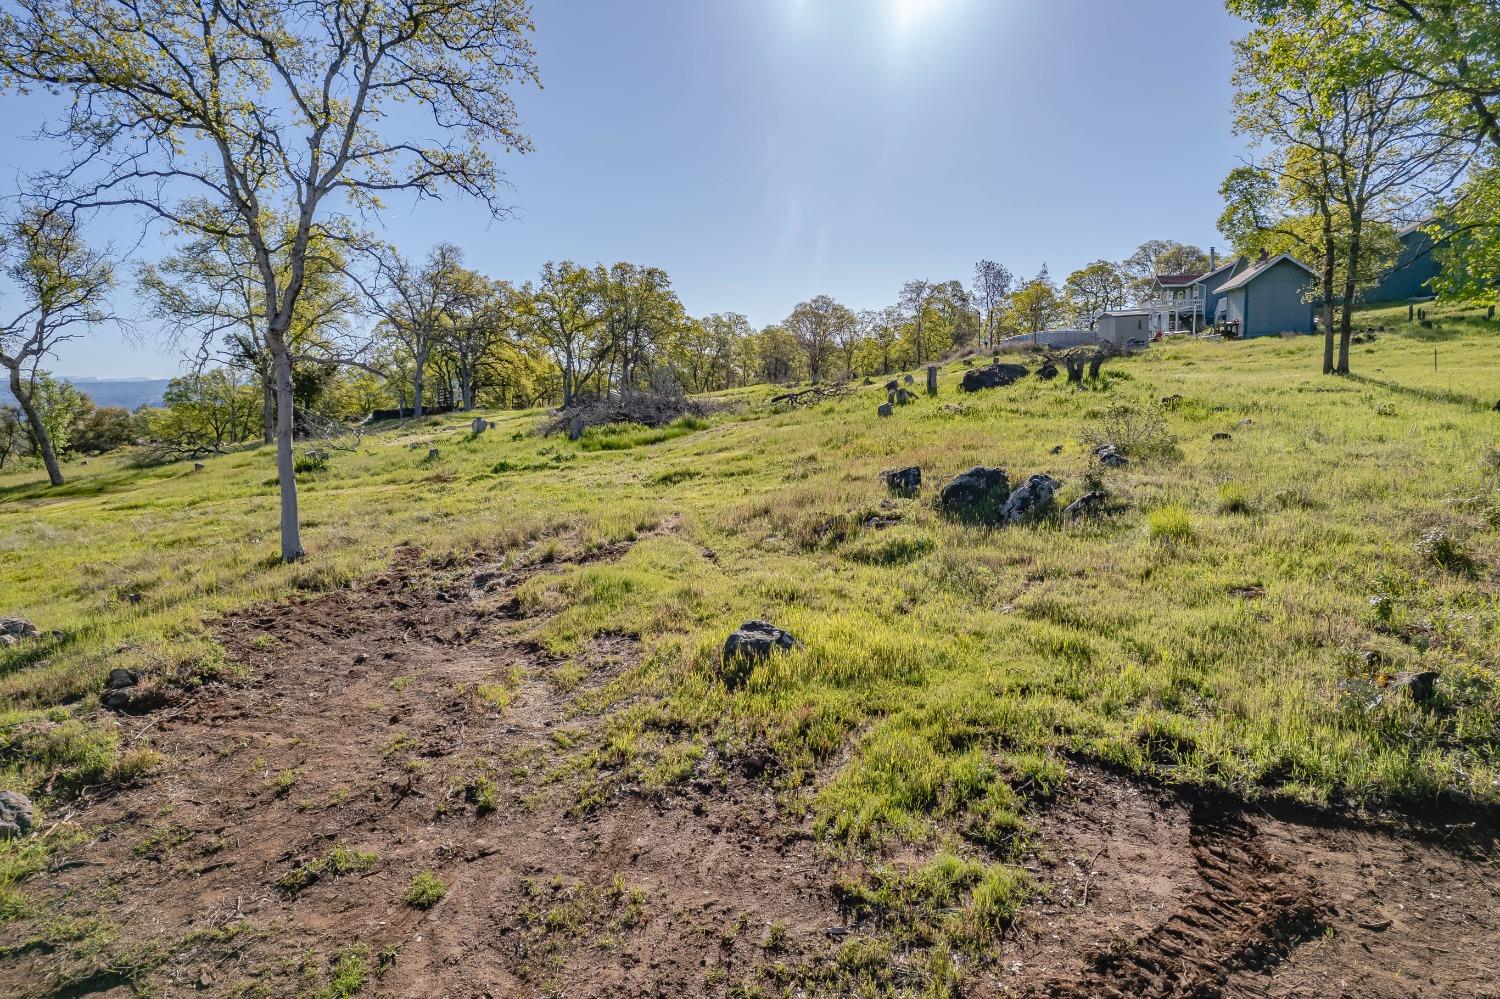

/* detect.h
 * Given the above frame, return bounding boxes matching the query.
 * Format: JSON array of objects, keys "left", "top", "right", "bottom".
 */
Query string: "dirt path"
[{"left": 3, "top": 544, "right": 1497, "bottom": 997}]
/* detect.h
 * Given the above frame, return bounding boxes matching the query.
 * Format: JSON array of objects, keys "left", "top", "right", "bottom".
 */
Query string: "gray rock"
[
  {"left": 0, "top": 791, "right": 34, "bottom": 840},
  {"left": 1092, "top": 444, "right": 1128, "bottom": 468},
  {"left": 0, "top": 635, "right": 14, "bottom": 649},
  {"left": 1392, "top": 670, "right": 1439, "bottom": 704},
  {"left": 937, "top": 467, "right": 1010, "bottom": 523},
  {"left": 1062, "top": 490, "right": 1110, "bottom": 520},
  {"left": 877, "top": 402, "right": 893, "bottom": 418},
  {"left": 471, "top": 417, "right": 488, "bottom": 435},
  {"left": 959, "top": 363, "right": 1029, "bottom": 393},
  {"left": 721, "top": 621, "right": 797, "bottom": 689},
  {"left": 999, "top": 474, "right": 1061, "bottom": 523},
  {"left": 106, "top": 668, "right": 138, "bottom": 690},
  {"left": 884, "top": 379, "right": 900, "bottom": 392},
  {"left": 903, "top": 374, "right": 915, "bottom": 384},
  {"left": 567, "top": 413, "right": 585, "bottom": 441},
  {"left": 1035, "top": 361, "right": 1059, "bottom": 380},
  {"left": 1212, "top": 432, "right": 1232, "bottom": 442},
  {"left": 880, "top": 467, "right": 922, "bottom": 495},
  {"left": 0, "top": 619, "right": 39, "bottom": 640}
]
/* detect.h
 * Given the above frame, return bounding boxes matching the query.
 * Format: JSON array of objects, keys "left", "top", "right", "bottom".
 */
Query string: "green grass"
[
  {"left": 2, "top": 311, "right": 1498, "bottom": 859},
  {"left": 404, "top": 871, "right": 447, "bottom": 909}
]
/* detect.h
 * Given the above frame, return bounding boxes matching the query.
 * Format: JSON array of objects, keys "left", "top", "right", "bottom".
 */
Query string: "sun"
[{"left": 891, "top": 0, "right": 948, "bottom": 29}]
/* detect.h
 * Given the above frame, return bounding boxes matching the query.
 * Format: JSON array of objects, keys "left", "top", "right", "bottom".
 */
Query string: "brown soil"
[{"left": 4, "top": 543, "right": 1497, "bottom": 998}]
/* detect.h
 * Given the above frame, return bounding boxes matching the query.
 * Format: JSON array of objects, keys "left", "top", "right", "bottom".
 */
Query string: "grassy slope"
[{"left": 2, "top": 313, "right": 1498, "bottom": 864}]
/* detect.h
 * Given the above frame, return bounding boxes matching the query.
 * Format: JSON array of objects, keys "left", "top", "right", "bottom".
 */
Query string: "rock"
[
  {"left": 567, "top": 413, "right": 584, "bottom": 441},
  {"left": 877, "top": 402, "right": 893, "bottom": 418},
  {"left": 999, "top": 474, "right": 1061, "bottom": 523},
  {"left": 427, "top": 448, "right": 441, "bottom": 460},
  {"left": 1035, "top": 361, "right": 1059, "bottom": 380},
  {"left": 0, "top": 619, "right": 39, "bottom": 640},
  {"left": 880, "top": 467, "right": 922, "bottom": 495},
  {"left": 1160, "top": 395, "right": 1183, "bottom": 407},
  {"left": 471, "top": 417, "right": 488, "bottom": 435},
  {"left": 1392, "top": 670, "right": 1439, "bottom": 704},
  {"left": 884, "top": 379, "right": 900, "bottom": 392},
  {"left": 1236, "top": 418, "right": 1254, "bottom": 427},
  {"left": 959, "top": 363, "right": 1029, "bottom": 393},
  {"left": 1049, "top": 444, "right": 1064, "bottom": 455},
  {"left": 1092, "top": 444, "right": 1128, "bottom": 467},
  {"left": 937, "top": 467, "right": 1010, "bottom": 523},
  {"left": 926, "top": 366, "right": 938, "bottom": 395},
  {"left": 896, "top": 388, "right": 916, "bottom": 405},
  {"left": 193, "top": 462, "right": 205, "bottom": 472},
  {"left": 106, "top": 668, "right": 138, "bottom": 690},
  {"left": 721, "top": 621, "right": 797, "bottom": 689},
  {"left": 1062, "top": 490, "right": 1109, "bottom": 520},
  {"left": 0, "top": 635, "right": 14, "bottom": 648},
  {"left": 122, "top": 592, "right": 143, "bottom": 605},
  {"left": 0, "top": 791, "right": 35, "bottom": 840},
  {"left": 1212, "top": 432, "right": 1232, "bottom": 442},
  {"left": 903, "top": 374, "right": 915, "bottom": 384}
]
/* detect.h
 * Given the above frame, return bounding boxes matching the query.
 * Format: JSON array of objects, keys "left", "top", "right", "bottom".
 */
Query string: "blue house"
[
  {"left": 1364, "top": 221, "right": 1440, "bottom": 303},
  {"left": 1147, "top": 256, "right": 1247, "bottom": 335},
  {"left": 1216, "top": 252, "right": 1318, "bottom": 337}
]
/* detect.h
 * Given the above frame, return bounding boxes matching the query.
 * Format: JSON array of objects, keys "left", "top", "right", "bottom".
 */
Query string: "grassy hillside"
[{"left": 2, "top": 319, "right": 1498, "bottom": 972}]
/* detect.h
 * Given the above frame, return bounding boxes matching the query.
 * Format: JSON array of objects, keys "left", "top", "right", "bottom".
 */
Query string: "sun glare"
[{"left": 891, "top": 0, "right": 947, "bottom": 30}]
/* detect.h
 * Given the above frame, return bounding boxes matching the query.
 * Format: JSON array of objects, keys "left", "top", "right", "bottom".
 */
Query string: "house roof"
[
  {"left": 1216, "top": 253, "right": 1317, "bottom": 292},
  {"left": 1100, "top": 309, "right": 1150, "bottom": 316},
  {"left": 1155, "top": 273, "right": 1204, "bottom": 287}
]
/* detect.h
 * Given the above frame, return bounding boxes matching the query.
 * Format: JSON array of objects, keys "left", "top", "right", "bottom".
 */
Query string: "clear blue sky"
[{"left": 5, "top": 0, "right": 1252, "bottom": 379}]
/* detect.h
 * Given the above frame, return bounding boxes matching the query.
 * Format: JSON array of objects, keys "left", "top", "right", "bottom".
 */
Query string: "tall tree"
[
  {"left": 522, "top": 261, "right": 602, "bottom": 408},
  {"left": 1064, "top": 260, "right": 1128, "bottom": 326},
  {"left": 971, "top": 260, "right": 1014, "bottom": 348},
  {"left": 0, "top": 209, "right": 112, "bottom": 486},
  {"left": 1120, "top": 240, "right": 1212, "bottom": 302},
  {"left": 899, "top": 279, "right": 932, "bottom": 367},
  {"left": 785, "top": 295, "right": 855, "bottom": 385},
  {"left": 0, "top": 0, "right": 538, "bottom": 560},
  {"left": 371, "top": 244, "right": 472, "bottom": 417},
  {"left": 1007, "top": 266, "right": 1064, "bottom": 339}
]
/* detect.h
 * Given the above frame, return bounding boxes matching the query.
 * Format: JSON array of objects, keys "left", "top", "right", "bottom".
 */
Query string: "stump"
[
  {"left": 471, "top": 417, "right": 487, "bottom": 435},
  {"left": 926, "top": 366, "right": 938, "bottom": 396},
  {"left": 568, "top": 413, "right": 585, "bottom": 441},
  {"left": 427, "top": 448, "right": 440, "bottom": 460}
]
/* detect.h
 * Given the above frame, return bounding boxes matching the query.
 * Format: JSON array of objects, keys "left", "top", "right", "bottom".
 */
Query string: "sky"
[{"left": 2, "top": 0, "right": 1253, "bottom": 379}]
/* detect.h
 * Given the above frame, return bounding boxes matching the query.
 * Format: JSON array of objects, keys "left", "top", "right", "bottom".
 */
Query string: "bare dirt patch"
[{"left": 3, "top": 546, "right": 1497, "bottom": 998}]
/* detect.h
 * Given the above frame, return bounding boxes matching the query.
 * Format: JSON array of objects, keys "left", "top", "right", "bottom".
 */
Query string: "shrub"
[
  {"left": 405, "top": 871, "right": 447, "bottom": 908},
  {"left": 1147, "top": 505, "right": 1194, "bottom": 543},
  {"left": 1079, "top": 405, "right": 1180, "bottom": 461},
  {"left": 1216, "top": 483, "right": 1252, "bottom": 515},
  {"left": 1417, "top": 529, "right": 1477, "bottom": 575},
  {"left": 294, "top": 451, "right": 330, "bottom": 475}
]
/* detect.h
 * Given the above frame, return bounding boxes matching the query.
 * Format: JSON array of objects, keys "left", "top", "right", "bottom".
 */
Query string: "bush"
[
  {"left": 405, "top": 870, "right": 447, "bottom": 908},
  {"left": 294, "top": 451, "right": 330, "bottom": 475},
  {"left": 1079, "top": 405, "right": 1179, "bottom": 461},
  {"left": 1216, "top": 483, "right": 1252, "bottom": 515}
]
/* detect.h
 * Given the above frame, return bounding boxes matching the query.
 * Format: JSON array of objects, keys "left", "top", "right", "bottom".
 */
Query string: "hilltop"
[{"left": 0, "top": 309, "right": 1497, "bottom": 997}]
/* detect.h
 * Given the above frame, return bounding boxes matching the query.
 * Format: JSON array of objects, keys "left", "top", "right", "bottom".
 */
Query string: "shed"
[
  {"left": 1216, "top": 254, "right": 1317, "bottom": 337},
  {"left": 1095, "top": 310, "right": 1150, "bottom": 345},
  {"left": 1364, "top": 222, "right": 1440, "bottom": 303}
]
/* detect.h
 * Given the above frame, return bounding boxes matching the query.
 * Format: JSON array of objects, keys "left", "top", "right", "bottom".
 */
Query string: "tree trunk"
[
  {"left": 261, "top": 374, "right": 276, "bottom": 442},
  {"left": 412, "top": 346, "right": 427, "bottom": 418},
  {"left": 268, "top": 333, "right": 304, "bottom": 562},
  {"left": 1337, "top": 228, "right": 1361, "bottom": 375},
  {"left": 7, "top": 365, "right": 63, "bottom": 486}
]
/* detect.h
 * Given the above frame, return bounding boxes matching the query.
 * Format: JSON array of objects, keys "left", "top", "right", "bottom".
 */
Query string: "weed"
[
  {"left": 1147, "top": 504, "right": 1194, "bottom": 542},
  {"left": 405, "top": 871, "right": 447, "bottom": 908}
]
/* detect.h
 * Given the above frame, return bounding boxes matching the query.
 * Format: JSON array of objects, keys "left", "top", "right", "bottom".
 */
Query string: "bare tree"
[
  {"left": 0, "top": 209, "right": 113, "bottom": 486},
  {"left": 446, "top": 278, "right": 520, "bottom": 411},
  {"left": 366, "top": 244, "right": 473, "bottom": 417},
  {"left": 0, "top": 0, "right": 538, "bottom": 560}
]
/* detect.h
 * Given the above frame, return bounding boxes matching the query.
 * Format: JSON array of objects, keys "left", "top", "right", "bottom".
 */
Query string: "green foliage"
[
  {"left": 405, "top": 871, "right": 446, "bottom": 908},
  {"left": 1147, "top": 504, "right": 1195, "bottom": 542}
]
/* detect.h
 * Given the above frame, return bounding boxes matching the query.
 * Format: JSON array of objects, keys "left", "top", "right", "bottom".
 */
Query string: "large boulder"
[
  {"left": 0, "top": 619, "right": 39, "bottom": 641},
  {"left": 999, "top": 474, "right": 1061, "bottom": 523},
  {"left": 959, "top": 364, "right": 1029, "bottom": 393},
  {"left": 721, "top": 621, "right": 797, "bottom": 689},
  {"left": 1062, "top": 490, "right": 1110, "bottom": 521},
  {"left": 880, "top": 467, "right": 922, "bottom": 496},
  {"left": 937, "top": 467, "right": 1010, "bottom": 523},
  {"left": 0, "top": 791, "right": 34, "bottom": 840}
]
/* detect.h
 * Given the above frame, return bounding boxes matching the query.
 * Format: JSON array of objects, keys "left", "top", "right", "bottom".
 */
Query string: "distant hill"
[{"left": 1, "top": 376, "right": 171, "bottom": 411}]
